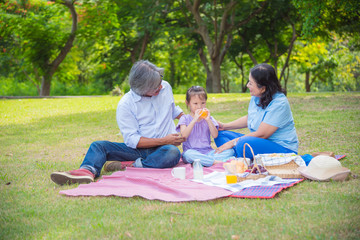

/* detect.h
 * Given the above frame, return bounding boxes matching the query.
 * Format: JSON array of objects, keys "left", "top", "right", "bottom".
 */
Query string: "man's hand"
[{"left": 164, "top": 133, "right": 186, "bottom": 146}]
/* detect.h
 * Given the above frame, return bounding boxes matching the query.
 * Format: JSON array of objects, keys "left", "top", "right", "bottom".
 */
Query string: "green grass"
[{"left": 1, "top": 92, "right": 359, "bottom": 239}]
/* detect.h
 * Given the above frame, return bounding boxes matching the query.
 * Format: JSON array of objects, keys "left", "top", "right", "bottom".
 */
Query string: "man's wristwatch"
[{"left": 233, "top": 139, "right": 238, "bottom": 146}]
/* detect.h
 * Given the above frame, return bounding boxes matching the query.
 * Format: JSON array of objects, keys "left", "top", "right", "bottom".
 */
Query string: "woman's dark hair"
[
  {"left": 186, "top": 86, "right": 207, "bottom": 104},
  {"left": 250, "top": 63, "right": 286, "bottom": 109}
]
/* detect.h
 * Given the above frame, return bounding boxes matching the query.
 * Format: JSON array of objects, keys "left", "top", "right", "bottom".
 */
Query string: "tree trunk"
[
  {"left": 198, "top": 47, "right": 213, "bottom": 93},
  {"left": 184, "top": 0, "right": 265, "bottom": 93},
  {"left": 233, "top": 54, "right": 247, "bottom": 93},
  {"left": 39, "top": 0, "right": 77, "bottom": 96},
  {"left": 211, "top": 58, "right": 222, "bottom": 92},
  {"left": 279, "top": 21, "right": 297, "bottom": 82},
  {"left": 206, "top": 74, "right": 213, "bottom": 93},
  {"left": 169, "top": 57, "right": 176, "bottom": 87},
  {"left": 305, "top": 71, "right": 311, "bottom": 92},
  {"left": 40, "top": 75, "right": 51, "bottom": 96},
  {"left": 284, "top": 65, "right": 289, "bottom": 92}
]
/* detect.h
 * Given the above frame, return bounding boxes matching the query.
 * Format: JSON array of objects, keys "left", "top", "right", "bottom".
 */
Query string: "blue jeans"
[
  {"left": 214, "top": 131, "right": 296, "bottom": 159},
  {"left": 182, "top": 149, "right": 235, "bottom": 167},
  {"left": 80, "top": 141, "right": 181, "bottom": 177}
]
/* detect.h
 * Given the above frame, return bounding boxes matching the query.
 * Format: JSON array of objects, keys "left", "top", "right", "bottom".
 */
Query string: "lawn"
[{"left": 1, "top": 92, "right": 359, "bottom": 239}]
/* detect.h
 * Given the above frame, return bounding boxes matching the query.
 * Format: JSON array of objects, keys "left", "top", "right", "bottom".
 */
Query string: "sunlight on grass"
[
  {"left": 1, "top": 92, "right": 359, "bottom": 239},
  {"left": 0, "top": 97, "right": 120, "bottom": 126}
]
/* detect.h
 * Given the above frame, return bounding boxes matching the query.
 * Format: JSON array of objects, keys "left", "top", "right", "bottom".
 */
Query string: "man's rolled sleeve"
[
  {"left": 173, "top": 105, "right": 183, "bottom": 119},
  {"left": 116, "top": 102, "right": 141, "bottom": 149}
]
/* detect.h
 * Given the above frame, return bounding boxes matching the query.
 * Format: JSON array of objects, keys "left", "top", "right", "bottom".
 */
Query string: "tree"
[
  {"left": 293, "top": 0, "right": 360, "bottom": 40},
  {"left": 229, "top": 0, "right": 299, "bottom": 91},
  {"left": 75, "top": 0, "right": 175, "bottom": 91},
  {"left": 41, "top": 0, "right": 77, "bottom": 96},
  {"left": 0, "top": 0, "right": 78, "bottom": 96},
  {"left": 292, "top": 39, "right": 337, "bottom": 92},
  {"left": 179, "top": 0, "right": 266, "bottom": 93}
]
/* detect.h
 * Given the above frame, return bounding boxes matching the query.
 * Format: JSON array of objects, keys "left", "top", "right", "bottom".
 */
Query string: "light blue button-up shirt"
[{"left": 116, "top": 81, "right": 183, "bottom": 149}]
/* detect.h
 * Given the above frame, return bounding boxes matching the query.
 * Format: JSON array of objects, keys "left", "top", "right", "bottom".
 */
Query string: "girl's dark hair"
[
  {"left": 186, "top": 86, "right": 207, "bottom": 103},
  {"left": 250, "top": 63, "right": 286, "bottom": 109}
]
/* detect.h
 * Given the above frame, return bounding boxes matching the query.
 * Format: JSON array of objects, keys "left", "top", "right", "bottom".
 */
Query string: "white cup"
[{"left": 171, "top": 167, "right": 186, "bottom": 179}]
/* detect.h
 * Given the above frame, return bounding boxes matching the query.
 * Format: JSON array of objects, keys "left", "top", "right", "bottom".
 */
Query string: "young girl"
[{"left": 176, "top": 86, "right": 235, "bottom": 166}]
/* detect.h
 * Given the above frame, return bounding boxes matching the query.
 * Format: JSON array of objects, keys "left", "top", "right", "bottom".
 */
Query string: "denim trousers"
[
  {"left": 80, "top": 141, "right": 181, "bottom": 177},
  {"left": 214, "top": 130, "right": 296, "bottom": 159},
  {"left": 182, "top": 149, "right": 235, "bottom": 167}
]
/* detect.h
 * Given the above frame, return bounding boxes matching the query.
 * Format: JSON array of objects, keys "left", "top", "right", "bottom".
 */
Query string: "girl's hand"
[
  {"left": 194, "top": 109, "right": 202, "bottom": 121},
  {"left": 203, "top": 108, "right": 211, "bottom": 120}
]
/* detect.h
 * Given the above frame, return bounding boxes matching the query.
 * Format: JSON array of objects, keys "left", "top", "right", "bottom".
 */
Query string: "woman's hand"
[
  {"left": 217, "top": 121, "right": 225, "bottom": 131},
  {"left": 215, "top": 140, "right": 234, "bottom": 154},
  {"left": 217, "top": 115, "right": 248, "bottom": 131}
]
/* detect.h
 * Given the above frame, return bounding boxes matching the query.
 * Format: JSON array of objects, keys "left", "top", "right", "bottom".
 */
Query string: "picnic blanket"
[
  {"left": 60, "top": 163, "right": 232, "bottom": 202},
  {"left": 59, "top": 154, "right": 346, "bottom": 201},
  {"left": 192, "top": 173, "right": 301, "bottom": 192},
  {"left": 59, "top": 160, "right": 305, "bottom": 201},
  {"left": 230, "top": 178, "right": 304, "bottom": 199}
]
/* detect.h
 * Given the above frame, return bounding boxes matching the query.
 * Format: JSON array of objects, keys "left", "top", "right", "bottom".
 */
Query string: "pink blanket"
[{"left": 59, "top": 162, "right": 232, "bottom": 202}]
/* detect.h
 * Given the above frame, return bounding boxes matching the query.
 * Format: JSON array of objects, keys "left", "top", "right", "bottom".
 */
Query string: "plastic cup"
[
  {"left": 226, "top": 175, "right": 237, "bottom": 184},
  {"left": 171, "top": 167, "right": 186, "bottom": 179}
]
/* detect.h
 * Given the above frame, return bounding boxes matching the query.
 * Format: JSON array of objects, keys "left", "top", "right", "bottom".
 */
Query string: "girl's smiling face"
[{"left": 247, "top": 73, "right": 265, "bottom": 97}]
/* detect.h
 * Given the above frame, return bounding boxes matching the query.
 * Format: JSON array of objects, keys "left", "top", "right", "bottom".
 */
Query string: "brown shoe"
[
  {"left": 51, "top": 169, "right": 95, "bottom": 185},
  {"left": 103, "top": 161, "right": 134, "bottom": 172}
]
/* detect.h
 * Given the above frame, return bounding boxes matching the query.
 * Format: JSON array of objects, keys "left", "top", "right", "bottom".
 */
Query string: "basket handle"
[{"left": 243, "top": 143, "right": 262, "bottom": 174}]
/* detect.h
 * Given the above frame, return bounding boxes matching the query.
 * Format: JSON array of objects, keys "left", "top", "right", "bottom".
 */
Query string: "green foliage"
[
  {"left": 231, "top": 0, "right": 298, "bottom": 63},
  {"left": 0, "top": 0, "right": 80, "bottom": 95},
  {"left": 293, "top": 0, "right": 360, "bottom": 40},
  {"left": 0, "top": 77, "right": 38, "bottom": 96},
  {"left": 291, "top": 36, "right": 359, "bottom": 92},
  {"left": 1, "top": 1, "right": 70, "bottom": 72},
  {"left": 0, "top": 0, "right": 359, "bottom": 96}
]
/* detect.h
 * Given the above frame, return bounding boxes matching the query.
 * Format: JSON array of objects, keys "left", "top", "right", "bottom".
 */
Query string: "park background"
[
  {"left": 0, "top": 0, "right": 359, "bottom": 96},
  {"left": 1, "top": 1, "right": 360, "bottom": 239}
]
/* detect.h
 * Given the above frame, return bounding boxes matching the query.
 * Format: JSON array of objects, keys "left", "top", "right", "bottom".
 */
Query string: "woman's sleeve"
[{"left": 263, "top": 98, "right": 293, "bottom": 128}]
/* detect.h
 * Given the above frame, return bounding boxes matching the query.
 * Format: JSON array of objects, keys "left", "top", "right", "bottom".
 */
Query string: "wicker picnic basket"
[
  {"left": 266, "top": 160, "right": 303, "bottom": 179},
  {"left": 237, "top": 143, "right": 268, "bottom": 182}
]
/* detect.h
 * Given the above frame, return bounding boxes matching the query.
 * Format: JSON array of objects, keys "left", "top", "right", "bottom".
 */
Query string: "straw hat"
[{"left": 297, "top": 155, "right": 350, "bottom": 181}]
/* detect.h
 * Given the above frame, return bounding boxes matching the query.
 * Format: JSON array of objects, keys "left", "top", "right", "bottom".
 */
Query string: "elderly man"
[{"left": 51, "top": 60, "right": 185, "bottom": 185}]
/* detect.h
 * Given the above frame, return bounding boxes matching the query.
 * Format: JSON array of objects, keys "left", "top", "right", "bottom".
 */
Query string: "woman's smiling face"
[{"left": 247, "top": 73, "right": 265, "bottom": 97}]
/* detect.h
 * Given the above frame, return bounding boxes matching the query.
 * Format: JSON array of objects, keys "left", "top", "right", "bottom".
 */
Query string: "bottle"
[
  {"left": 193, "top": 159, "right": 204, "bottom": 180},
  {"left": 199, "top": 109, "right": 209, "bottom": 119}
]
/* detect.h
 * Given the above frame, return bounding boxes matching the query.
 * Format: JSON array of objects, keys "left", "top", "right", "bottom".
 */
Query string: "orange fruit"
[{"left": 199, "top": 109, "right": 208, "bottom": 119}]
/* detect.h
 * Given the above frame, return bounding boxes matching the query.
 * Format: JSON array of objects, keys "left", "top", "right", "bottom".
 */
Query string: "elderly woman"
[
  {"left": 215, "top": 63, "right": 298, "bottom": 158},
  {"left": 51, "top": 60, "right": 185, "bottom": 185}
]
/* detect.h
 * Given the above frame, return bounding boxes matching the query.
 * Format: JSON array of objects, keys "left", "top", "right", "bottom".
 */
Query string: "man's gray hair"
[{"left": 129, "top": 60, "right": 164, "bottom": 96}]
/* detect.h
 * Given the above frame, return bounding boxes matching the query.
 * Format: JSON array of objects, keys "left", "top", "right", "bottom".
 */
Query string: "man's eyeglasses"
[{"left": 149, "top": 74, "right": 163, "bottom": 93}]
